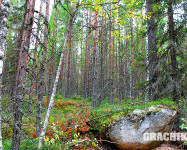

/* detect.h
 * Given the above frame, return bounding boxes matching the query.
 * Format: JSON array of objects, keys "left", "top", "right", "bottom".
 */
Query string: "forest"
[{"left": 0, "top": 0, "right": 186, "bottom": 149}]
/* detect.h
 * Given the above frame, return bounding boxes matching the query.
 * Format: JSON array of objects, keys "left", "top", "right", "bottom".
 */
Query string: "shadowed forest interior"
[{"left": 0, "top": 0, "right": 186, "bottom": 149}]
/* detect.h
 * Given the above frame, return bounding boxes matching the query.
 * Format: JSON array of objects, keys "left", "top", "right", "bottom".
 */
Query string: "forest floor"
[{"left": 2, "top": 95, "right": 186, "bottom": 149}]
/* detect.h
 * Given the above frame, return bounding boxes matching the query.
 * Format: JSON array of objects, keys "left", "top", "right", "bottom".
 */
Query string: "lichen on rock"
[{"left": 108, "top": 105, "right": 177, "bottom": 150}]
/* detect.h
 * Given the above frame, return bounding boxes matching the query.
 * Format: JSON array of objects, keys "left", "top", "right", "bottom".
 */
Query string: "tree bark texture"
[
  {"left": 0, "top": 0, "right": 9, "bottom": 149},
  {"left": 146, "top": 0, "right": 158, "bottom": 101},
  {"left": 168, "top": 1, "right": 179, "bottom": 104},
  {"left": 130, "top": 18, "right": 135, "bottom": 103},
  {"left": 11, "top": 0, "right": 35, "bottom": 149},
  {"left": 48, "top": 6, "right": 57, "bottom": 106},
  {"left": 84, "top": 10, "right": 91, "bottom": 98},
  {"left": 36, "top": 0, "right": 50, "bottom": 137},
  {"left": 38, "top": 3, "right": 80, "bottom": 147},
  {"left": 92, "top": 10, "right": 98, "bottom": 108},
  {"left": 29, "top": 0, "right": 43, "bottom": 114}
]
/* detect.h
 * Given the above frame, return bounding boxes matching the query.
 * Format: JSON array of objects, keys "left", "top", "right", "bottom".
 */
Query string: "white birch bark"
[
  {"left": 145, "top": 24, "right": 149, "bottom": 102},
  {"left": 0, "top": 0, "right": 9, "bottom": 149},
  {"left": 38, "top": 4, "right": 80, "bottom": 147},
  {"left": 38, "top": 31, "right": 69, "bottom": 149}
]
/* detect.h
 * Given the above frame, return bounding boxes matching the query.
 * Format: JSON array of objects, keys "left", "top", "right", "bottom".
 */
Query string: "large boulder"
[{"left": 108, "top": 105, "right": 177, "bottom": 150}]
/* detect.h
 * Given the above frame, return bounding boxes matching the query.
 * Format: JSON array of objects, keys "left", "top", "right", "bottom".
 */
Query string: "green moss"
[
  {"left": 3, "top": 140, "right": 12, "bottom": 150},
  {"left": 89, "top": 98, "right": 177, "bottom": 134}
]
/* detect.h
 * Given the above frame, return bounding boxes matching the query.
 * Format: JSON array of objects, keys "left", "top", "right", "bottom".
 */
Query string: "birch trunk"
[
  {"left": 36, "top": 0, "right": 50, "bottom": 137},
  {"left": 38, "top": 25, "right": 70, "bottom": 150},
  {"left": 29, "top": 0, "right": 43, "bottom": 113},
  {"left": 145, "top": 26, "right": 149, "bottom": 103},
  {"left": 63, "top": 51, "right": 69, "bottom": 97},
  {"left": 38, "top": 3, "right": 80, "bottom": 148},
  {"left": 0, "top": 0, "right": 9, "bottom": 149}
]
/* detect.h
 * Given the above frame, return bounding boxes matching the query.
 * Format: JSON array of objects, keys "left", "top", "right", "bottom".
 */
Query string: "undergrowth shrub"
[
  {"left": 42, "top": 107, "right": 98, "bottom": 149},
  {"left": 53, "top": 100, "right": 84, "bottom": 109},
  {"left": 28, "top": 101, "right": 99, "bottom": 149}
]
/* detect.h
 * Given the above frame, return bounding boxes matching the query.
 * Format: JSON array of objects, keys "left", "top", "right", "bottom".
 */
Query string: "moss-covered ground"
[{"left": 1, "top": 95, "right": 179, "bottom": 149}]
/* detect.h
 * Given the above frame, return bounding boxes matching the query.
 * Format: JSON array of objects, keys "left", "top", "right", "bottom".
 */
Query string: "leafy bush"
[{"left": 41, "top": 106, "right": 99, "bottom": 149}]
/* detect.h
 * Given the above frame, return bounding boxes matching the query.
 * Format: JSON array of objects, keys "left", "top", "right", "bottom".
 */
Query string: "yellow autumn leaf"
[
  {"left": 44, "top": 138, "right": 49, "bottom": 142},
  {"left": 126, "top": 35, "right": 131, "bottom": 39},
  {"left": 1, "top": 85, "right": 5, "bottom": 88}
]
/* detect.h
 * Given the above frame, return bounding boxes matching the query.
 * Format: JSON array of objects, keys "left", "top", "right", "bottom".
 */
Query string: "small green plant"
[
  {"left": 55, "top": 94, "right": 63, "bottom": 99},
  {"left": 3, "top": 140, "right": 11, "bottom": 150},
  {"left": 180, "top": 118, "right": 187, "bottom": 131},
  {"left": 179, "top": 118, "right": 187, "bottom": 145},
  {"left": 85, "top": 97, "right": 92, "bottom": 102},
  {"left": 20, "top": 138, "right": 38, "bottom": 150}
]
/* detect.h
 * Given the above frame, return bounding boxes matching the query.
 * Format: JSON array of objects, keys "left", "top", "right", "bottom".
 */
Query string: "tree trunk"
[
  {"left": 146, "top": 0, "right": 158, "bottom": 101},
  {"left": 108, "top": 6, "right": 113, "bottom": 104},
  {"left": 84, "top": 10, "right": 91, "bottom": 98},
  {"left": 130, "top": 18, "right": 135, "bottom": 104},
  {"left": 63, "top": 51, "right": 69, "bottom": 97},
  {"left": 48, "top": 6, "right": 57, "bottom": 106},
  {"left": 38, "top": 28, "right": 69, "bottom": 150},
  {"left": 141, "top": 10, "right": 145, "bottom": 62},
  {"left": 80, "top": 36, "right": 84, "bottom": 96},
  {"left": 36, "top": 0, "right": 50, "bottom": 137},
  {"left": 66, "top": 22, "right": 73, "bottom": 98},
  {"left": 111, "top": 34, "right": 115, "bottom": 104},
  {"left": 92, "top": 10, "right": 98, "bottom": 108},
  {"left": 0, "top": 0, "right": 9, "bottom": 149},
  {"left": 29, "top": 0, "right": 43, "bottom": 114},
  {"left": 99, "top": 17, "right": 104, "bottom": 103},
  {"left": 60, "top": 52, "right": 65, "bottom": 94},
  {"left": 11, "top": 0, "right": 35, "bottom": 149},
  {"left": 168, "top": 1, "right": 178, "bottom": 104},
  {"left": 118, "top": 24, "right": 122, "bottom": 100},
  {"left": 38, "top": 3, "right": 79, "bottom": 147}
]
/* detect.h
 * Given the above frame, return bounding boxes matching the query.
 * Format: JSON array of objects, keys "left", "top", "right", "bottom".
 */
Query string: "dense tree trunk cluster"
[{"left": 0, "top": 0, "right": 186, "bottom": 149}]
